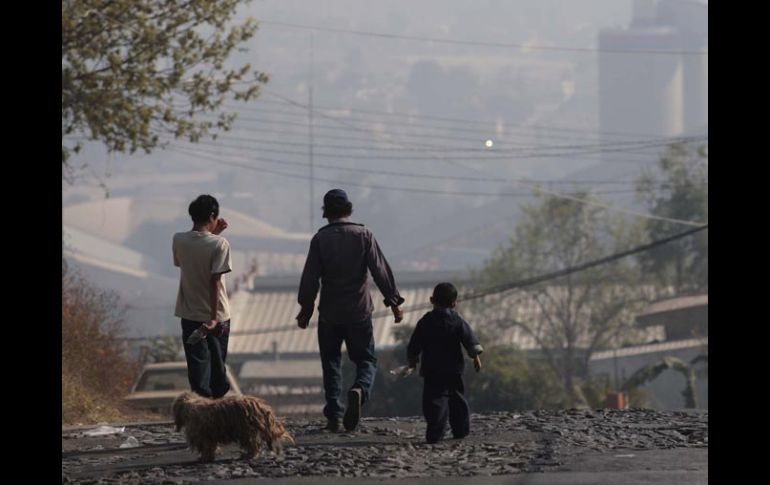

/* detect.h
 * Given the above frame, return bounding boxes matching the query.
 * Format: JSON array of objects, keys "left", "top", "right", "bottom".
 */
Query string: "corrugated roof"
[
  {"left": 638, "top": 294, "right": 708, "bottom": 317},
  {"left": 228, "top": 286, "right": 435, "bottom": 355},
  {"left": 227, "top": 285, "right": 547, "bottom": 356},
  {"left": 589, "top": 338, "right": 708, "bottom": 361}
]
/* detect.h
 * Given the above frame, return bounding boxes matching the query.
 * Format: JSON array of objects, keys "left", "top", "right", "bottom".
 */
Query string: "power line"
[
  {"left": 215, "top": 105, "right": 699, "bottom": 150},
  {"left": 222, "top": 115, "right": 665, "bottom": 160},
  {"left": 256, "top": 19, "right": 708, "bottom": 56},
  {"left": 187, "top": 121, "right": 699, "bottom": 161},
  {"left": 211, "top": 129, "right": 703, "bottom": 158},
  {"left": 170, "top": 138, "right": 708, "bottom": 190},
  {"left": 214, "top": 125, "right": 658, "bottom": 164},
  {"left": 243, "top": 96, "right": 706, "bottom": 141},
  {"left": 256, "top": 93, "right": 707, "bottom": 227},
  {"left": 241, "top": 92, "right": 708, "bottom": 161},
  {"left": 258, "top": 92, "right": 691, "bottom": 157},
  {"left": 166, "top": 144, "right": 647, "bottom": 197},
  {"left": 70, "top": 133, "right": 687, "bottom": 187}
]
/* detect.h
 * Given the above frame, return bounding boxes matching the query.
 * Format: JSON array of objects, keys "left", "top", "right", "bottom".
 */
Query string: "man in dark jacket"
[{"left": 297, "top": 189, "right": 404, "bottom": 432}]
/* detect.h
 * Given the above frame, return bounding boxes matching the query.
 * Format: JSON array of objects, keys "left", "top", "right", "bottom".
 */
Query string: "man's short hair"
[
  {"left": 322, "top": 189, "right": 353, "bottom": 219},
  {"left": 432, "top": 282, "right": 458, "bottom": 307},
  {"left": 322, "top": 202, "right": 353, "bottom": 219},
  {"left": 188, "top": 195, "right": 219, "bottom": 224}
]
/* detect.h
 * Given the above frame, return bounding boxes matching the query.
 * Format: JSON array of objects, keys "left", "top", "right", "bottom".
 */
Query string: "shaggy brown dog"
[{"left": 172, "top": 392, "right": 294, "bottom": 462}]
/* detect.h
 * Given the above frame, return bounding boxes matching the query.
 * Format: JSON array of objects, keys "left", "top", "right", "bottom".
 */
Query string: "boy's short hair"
[
  {"left": 432, "top": 282, "right": 458, "bottom": 307},
  {"left": 188, "top": 195, "right": 219, "bottom": 224}
]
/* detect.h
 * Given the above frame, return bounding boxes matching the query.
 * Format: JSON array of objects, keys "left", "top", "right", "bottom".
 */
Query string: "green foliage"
[
  {"left": 636, "top": 142, "right": 708, "bottom": 294},
  {"left": 62, "top": 0, "right": 268, "bottom": 180},
  {"left": 580, "top": 376, "right": 612, "bottom": 409},
  {"left": 465, "top": 347, "right": 568, "bottom": 411}
]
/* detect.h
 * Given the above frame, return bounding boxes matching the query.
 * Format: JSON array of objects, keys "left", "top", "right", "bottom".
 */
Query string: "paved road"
[{"left": 62, "top": 409, "right": 707, "bottom": 484}]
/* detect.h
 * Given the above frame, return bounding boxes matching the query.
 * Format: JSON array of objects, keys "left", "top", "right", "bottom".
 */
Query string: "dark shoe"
[
  {"left": 325, "top": 419, "right": 342, "bottom": 432},
  {"left": 343, "top": 388, "right": 362, "bottom": 431}
]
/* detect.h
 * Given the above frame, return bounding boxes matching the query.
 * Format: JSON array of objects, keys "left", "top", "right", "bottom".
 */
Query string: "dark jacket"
[
  {"left": 407, "top": 308, "right": 483, "bottom": 378},
  {"left": 297, "top": 221, "right": 404, "bottom": 324}
]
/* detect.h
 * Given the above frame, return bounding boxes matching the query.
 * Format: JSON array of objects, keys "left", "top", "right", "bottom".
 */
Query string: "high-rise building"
[{"left": 598, "top": 0, "right": 707, "bottom": 142}]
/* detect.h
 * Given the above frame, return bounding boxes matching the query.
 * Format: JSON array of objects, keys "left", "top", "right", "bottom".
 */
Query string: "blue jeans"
[
  {"left": 317, "top": 316, "right": 377, "bottom": 421},
  {"left": 181, "top": 319, "right": 231, "bottom": 398}
]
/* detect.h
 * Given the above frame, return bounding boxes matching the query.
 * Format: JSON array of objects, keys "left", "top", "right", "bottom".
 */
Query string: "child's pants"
[{"left": 422, "top": 374, "right": 470, "bottom": 443}]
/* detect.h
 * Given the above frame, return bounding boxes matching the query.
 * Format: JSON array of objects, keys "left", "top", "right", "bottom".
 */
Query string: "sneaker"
[
  {"left": 343, "top": 388, "right": 362, "bottom": 431},
  {"left": 325, "top": 419, "right": 342, "bottom": 432}
]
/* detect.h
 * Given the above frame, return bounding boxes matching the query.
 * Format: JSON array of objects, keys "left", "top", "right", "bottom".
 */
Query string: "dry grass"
[{"left": 61, "top": 262, "right": 145, "bottom": 426}]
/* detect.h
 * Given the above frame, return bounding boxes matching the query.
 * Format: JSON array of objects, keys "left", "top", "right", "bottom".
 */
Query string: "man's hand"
[
  {"left": 213, "top": 218, "right": 229, "bottom": 235},
  {"left": 296, "top": 309, "right": 311, "bottom": 329},
  {"left": 203, "top": 319, "right": 218, "bottom": 332},
  {"left": 473, "top": 355, "right": 482, "bottom": 372},
  {"left": 391, "top": 305, "right": 403, "bottom": 323}
]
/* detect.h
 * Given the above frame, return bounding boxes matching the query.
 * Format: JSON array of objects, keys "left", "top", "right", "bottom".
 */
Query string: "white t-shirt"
[{"left": 173, "top": 231, "right": 233, "bottom": 322}]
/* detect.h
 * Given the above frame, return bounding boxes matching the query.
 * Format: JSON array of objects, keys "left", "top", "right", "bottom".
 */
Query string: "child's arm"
[
  {"left": 406, "top": 318, "right": 426, "bottom": 369},
  {"left": 460, "top": 319, "right": 484, "bottom": 361}
]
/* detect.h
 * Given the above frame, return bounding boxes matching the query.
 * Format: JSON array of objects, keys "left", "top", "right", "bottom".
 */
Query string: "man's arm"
[
  {"left": 365, "top": 232, "right": 405, "bottom": 321},
  {"left": 204, "top": 239, "right": 232, "bottom": 331},
  {"left": 204, "top": 273, "right": 223, "bottom": 330},
  {"left": 172, "top": 237, "right": 180, "bottom": 267},
  {"left": 297, "top": 236, "right": 322, "bottom": 328}
]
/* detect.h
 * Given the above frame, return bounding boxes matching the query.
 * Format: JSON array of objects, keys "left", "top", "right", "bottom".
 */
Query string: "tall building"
[{"left": 598, "top": 0, "right": 708, "bottom": 142}]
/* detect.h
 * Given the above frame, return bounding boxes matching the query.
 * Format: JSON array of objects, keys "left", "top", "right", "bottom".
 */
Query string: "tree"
[
  {"left": 62, "top": 0, "right": 268, "bottom": 180},
  {"left": 474, "top": 193, "right": 651, "bottom": 406},
  {"left": 636, "top": 142, "right": 708, "bottom": 294}
]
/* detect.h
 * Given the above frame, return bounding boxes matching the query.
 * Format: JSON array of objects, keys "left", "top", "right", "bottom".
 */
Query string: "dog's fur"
[{"left": 172, "top": 392, "right": 294, "bottom": 462}]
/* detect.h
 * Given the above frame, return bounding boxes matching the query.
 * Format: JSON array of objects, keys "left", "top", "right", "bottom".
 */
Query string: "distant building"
[
  {"left": 588, "top": 293, "right": 708, "bottom": 409},
  {"left": 598, "top": 0, "right": 707, "bottom": 143},
  {"left": 635, "top": 293, "right": 708, "bottom": 341}
]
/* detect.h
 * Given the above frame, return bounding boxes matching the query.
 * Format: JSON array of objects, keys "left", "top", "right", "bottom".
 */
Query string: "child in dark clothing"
[{"left": 406, "top": 282, "right": 483, "bottom": 444}]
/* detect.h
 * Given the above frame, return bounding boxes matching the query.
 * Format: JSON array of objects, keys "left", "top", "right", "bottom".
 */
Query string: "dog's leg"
[
  {"left": 199, "top": 443, "right": 217, "bottom": 463},
  {"left": 241, "top": 439, "right": 260, "bottom": 460}
]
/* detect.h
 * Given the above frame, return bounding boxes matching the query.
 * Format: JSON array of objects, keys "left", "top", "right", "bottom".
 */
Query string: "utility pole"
[{"left": 308, "top": 33, "right": 315, "bottom": 232}]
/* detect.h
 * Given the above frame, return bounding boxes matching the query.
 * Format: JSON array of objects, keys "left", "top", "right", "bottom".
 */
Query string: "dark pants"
[
  {"left": 181, "top": 319, "right": 231, "bottom": 398},
  {"left": 317, "top": 316, "right": 377, "bottom": 421},
  {"left": 422, "top": 374, "right": 470, "bottom": 443}
]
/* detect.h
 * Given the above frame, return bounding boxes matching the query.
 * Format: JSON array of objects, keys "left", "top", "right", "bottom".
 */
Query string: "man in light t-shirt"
[{"left": 173, "top": 194, "right": 233, "bottom": 398}]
